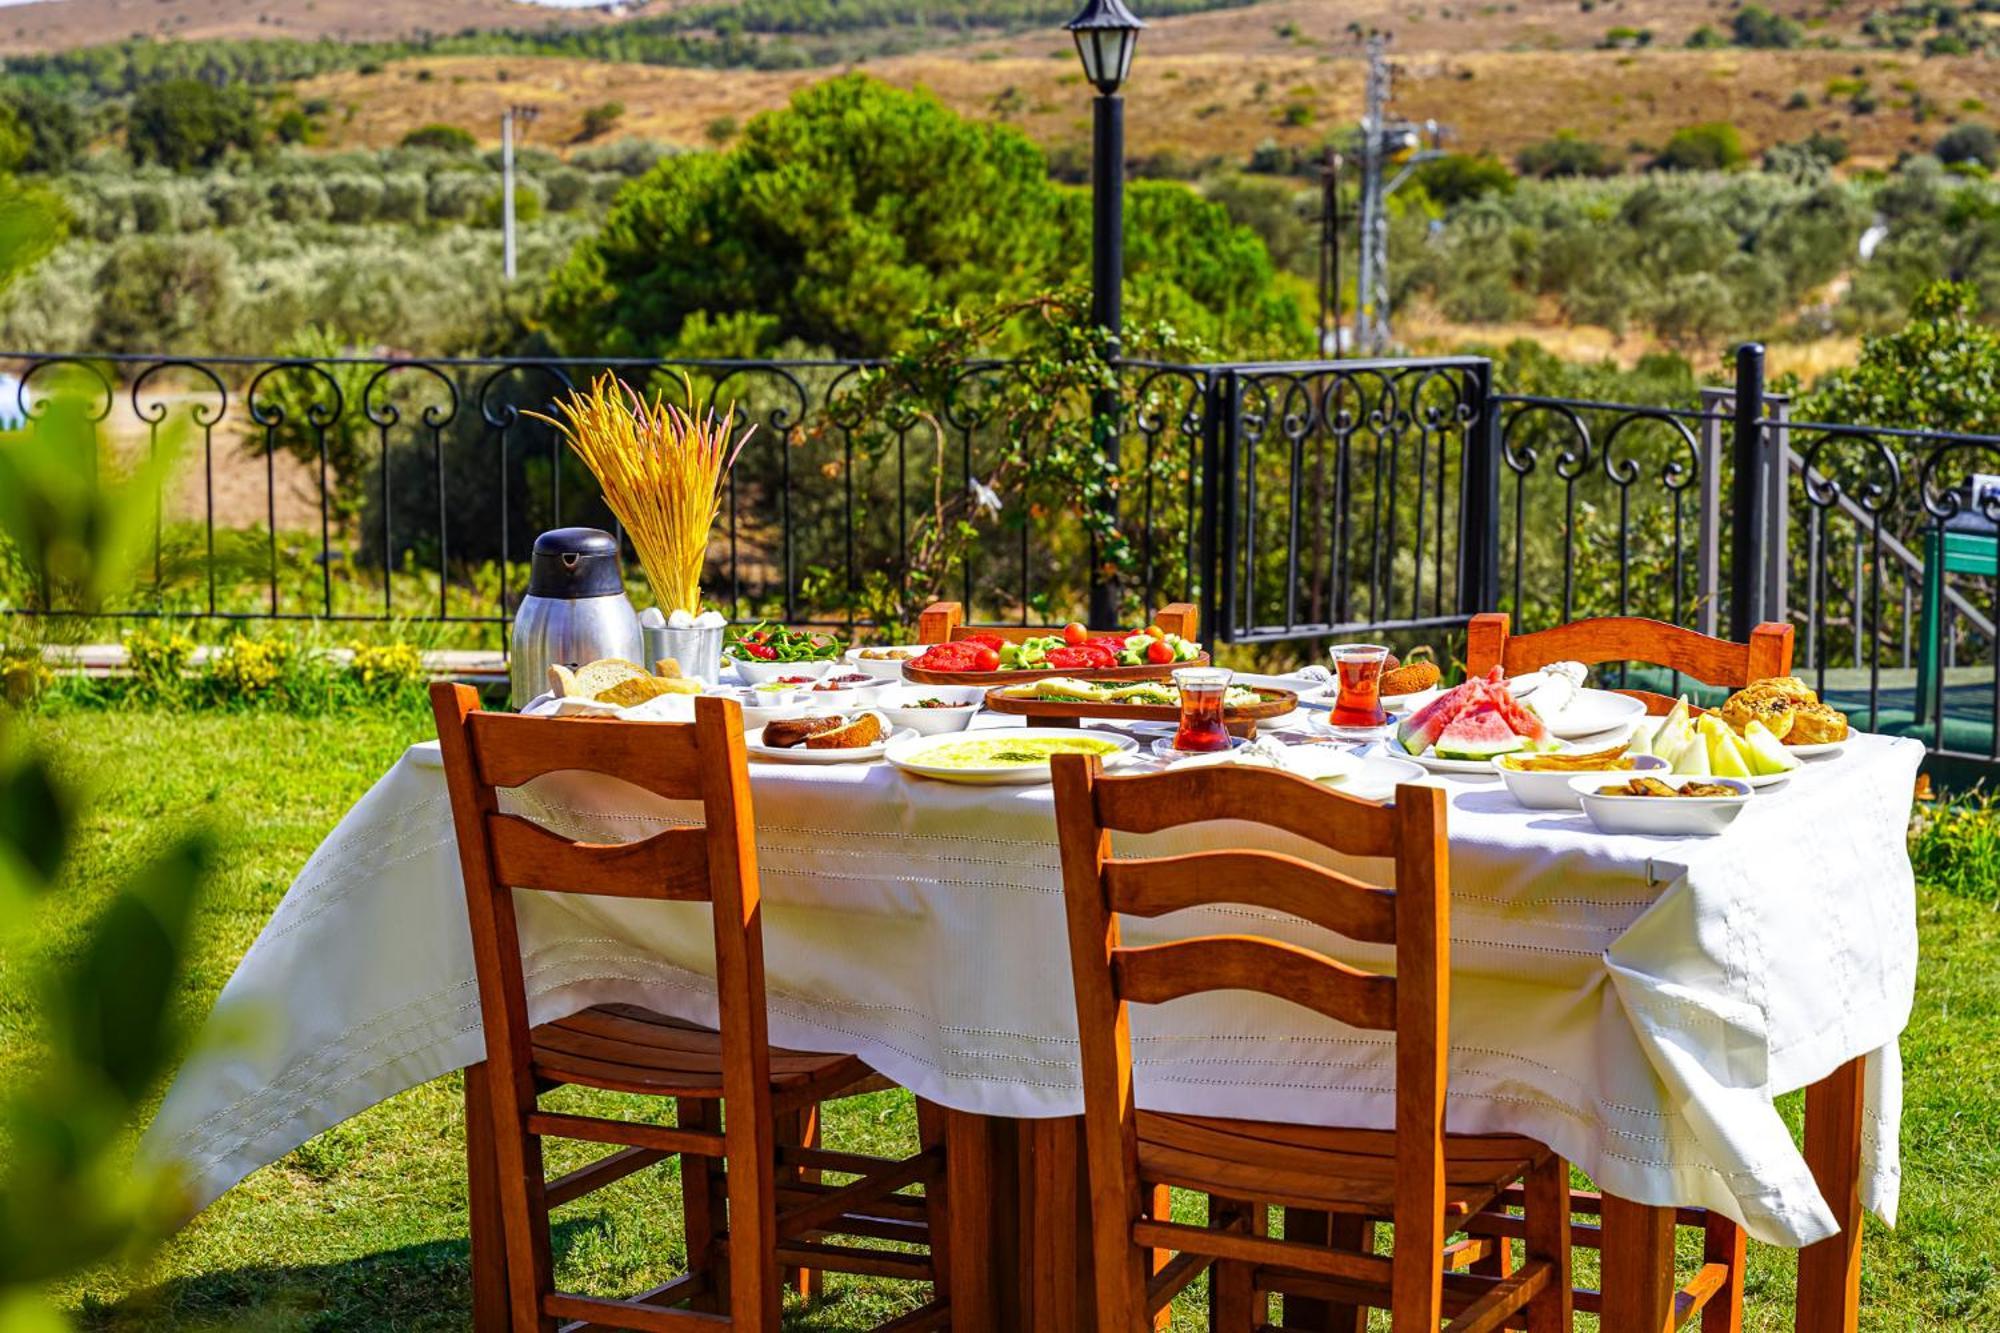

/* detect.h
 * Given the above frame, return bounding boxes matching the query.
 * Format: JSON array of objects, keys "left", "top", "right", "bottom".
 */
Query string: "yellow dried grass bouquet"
[{"left": 528, "top": 373, "right": 752, "bottom": 617}]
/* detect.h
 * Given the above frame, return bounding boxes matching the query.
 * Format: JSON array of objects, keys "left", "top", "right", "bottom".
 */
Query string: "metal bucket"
[{"left": 645, "top": 622, "right": 726, "bottom": 684}]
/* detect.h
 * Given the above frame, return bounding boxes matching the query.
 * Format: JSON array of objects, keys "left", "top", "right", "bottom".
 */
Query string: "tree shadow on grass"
[{"left": 70, "top": 1220, "right": 595, "bottom": 1333}]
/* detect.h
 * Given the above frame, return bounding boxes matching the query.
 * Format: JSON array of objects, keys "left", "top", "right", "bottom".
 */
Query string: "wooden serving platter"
[
  {"left": 981, "top": 684, "right": 1298, "bottom": 737},
  {"left": 899, "top": 652, "right": 1211, "bottom": 689}
]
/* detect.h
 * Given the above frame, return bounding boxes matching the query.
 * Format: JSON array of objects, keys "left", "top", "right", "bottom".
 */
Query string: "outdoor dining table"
[{"left": 143, "top": 699, "right": 1922, "bottom": 1333}]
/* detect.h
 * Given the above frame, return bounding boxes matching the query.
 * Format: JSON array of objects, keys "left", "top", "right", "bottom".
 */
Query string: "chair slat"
[
  {"left": 469, "top": 710, "right": 705, "bottom": 801},
  {"left": 1092, "top": 764, "right": 1397, "bottom": 857},
  {"left": 1467, "top": 612, "right": 1795, "bottom": 690},
  {"left": 486, "top": 814, "right": 711, "bottom": 900},
  {"left": 1112, "top": 936, "right": 1397, "bottom": 1031},
  {"left": 1104, "top": 850, "right": 1396, "bottom": 945}
]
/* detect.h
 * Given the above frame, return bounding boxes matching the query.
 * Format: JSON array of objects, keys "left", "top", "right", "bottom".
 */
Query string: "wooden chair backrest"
[
  {"left": 917, "top": 600, "right": 1199, "bottom": 646},
  {"left": 1465, "top": 613, "right": 1794, "bottom": 714},
  {"left": 428, "top": 685, "right": 777, "bottom": 1239},
  {"left": 1051, "top": 757, "right": 1451, "bottom": 1327}
]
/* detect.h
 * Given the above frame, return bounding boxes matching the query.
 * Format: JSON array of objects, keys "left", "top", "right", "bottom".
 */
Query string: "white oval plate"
[
  {"left": 745, "top": 713, "right": 910, "bottom": 763},
  {"left": 1539, "top": 688, "right": 1649, "bottom": 740},
  {"left": 1646, "top": 766, "right": 1796, "bottom": 789},
  {"left": 1381, "top": 684, "right": 1441, "bottom": 716},
  {"left": 887, "top": 727, "right": 1139, "bottom": 785},
  {"left": 1407, "top": 748, "right": 1520, "bottom": 776},
  {"left": 1151, "top": 735, "right": 1249, "bottom": 759},
  {"left": 845, "top": 645, "right": 926, "bottom": 679},
  {"left": 1341, "top": 752, "right": 1429, "bottom": 802},
  {"left": 1784, "top": 736, "right": 1849, "bottom": 758}
]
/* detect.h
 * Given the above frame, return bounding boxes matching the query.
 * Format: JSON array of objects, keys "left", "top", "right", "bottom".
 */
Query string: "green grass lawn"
[{"left": 13, "top": 707, "right": 1999, "bottom": 1330}]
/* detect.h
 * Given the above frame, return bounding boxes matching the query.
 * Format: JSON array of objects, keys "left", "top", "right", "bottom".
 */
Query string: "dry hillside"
[
  {"left": 0, "top": 0, "right": 659, "bottom": 52},
  {"left": 302, "top": 44, "right": 1993, "bottom": 170}
]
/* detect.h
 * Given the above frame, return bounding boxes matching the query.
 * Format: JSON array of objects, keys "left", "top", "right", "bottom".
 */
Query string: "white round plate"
[
  {"left": 1539, "top": 688, "right": 1648, "bottom": 740},
  {"left": 1504, "top": 673, "right": 1543, "bottom": 698},
  {"left": 1381, "top": 684, "right": 1441, "bottom": 716},
  {"left": 1407, "top": 748, "right": 1519, "bottom": 776},
  {"left": 1340, "top": 752, "right": 1429, "bottom": 802},
  {"left": 1784, "top": 737, "right": 1849, "bottom": 758},
  {"left": 1151, "top": 736, "right": 1248, "bottom": 759},
  {"left": 745, "top": 713, "right": 909, "bottom": 764},
  {"left": 886, "top": 727, "right": 1139, "bottom": 786}
]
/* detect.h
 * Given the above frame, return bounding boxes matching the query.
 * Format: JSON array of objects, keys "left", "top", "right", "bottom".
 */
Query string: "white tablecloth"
[{"left": 143, "top": 719, "right": 1922, "bottom": 1248}]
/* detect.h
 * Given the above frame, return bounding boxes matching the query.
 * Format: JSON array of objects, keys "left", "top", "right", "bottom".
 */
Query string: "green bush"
[
  {"left": 377, "top": 171, "right": 427, "bottom": 222},
  {"left": 1908, "top": 786, "right": 2000, "bottom": 904},
  {"left": 1731, "top": 4, "right": 1802, "bottom": 48},
  {"left": 400, "top": 123, "right": 476, "bottom": 154},
  {"left": 1413, "top": 153, "right": 1515, "bottom": 204},
  {"left": 88, "top": 234, "right": 235, "bottom": 353},
  {"left": 325, "top": 172, "right": 384, "bottom": 223},
  {"left": 579, "top": 101, "right": 625, "bottom": 141},
  {"left": 205, "top": 631, "right": 290, "bottom": 700},
  {"left": 1937, "top": 123, "right": 1998, "bottom": 170},
  {"left": 127, "top": 79, "right": 260, "bottom": 170},
  {"left": 123, "top": 625, "right": 194, "bottom": 701},
  {"left": 1515, "top": 133, "right": 1617, "bottom": 179},
  {"left": 1653, "top": 122, "right": 1748, "bottom": 172}
]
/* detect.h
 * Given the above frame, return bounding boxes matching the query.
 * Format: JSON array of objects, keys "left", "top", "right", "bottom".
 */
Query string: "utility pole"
[
  {"left": 501, "top": 104, "right": 539, "bottom": 282},
  {"left": 1350, "top": 37, "right": 1446, "bottom": 354}
]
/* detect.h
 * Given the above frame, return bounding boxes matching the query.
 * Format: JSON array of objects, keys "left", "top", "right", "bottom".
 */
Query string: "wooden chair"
[
  {"left": 916, "top": 601, "right": 1199, "bottom": 646},
  {"left": 1467, "top": 611, "right": 1767, "bottom": 1331},
  {"left": 1466, "top": 612, "right": 1794, "bottom": 715},
  {"left": 1051, "top": 756, "right": 1572, "bottom": 1333},
  {"left": 431, "top": 684, "right": 950, "bottom": 1333}
]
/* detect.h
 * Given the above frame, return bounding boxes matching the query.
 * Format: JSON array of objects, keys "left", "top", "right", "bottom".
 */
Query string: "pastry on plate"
[{"left": 763, "top": 715, "right": 844, "bottom": 748}]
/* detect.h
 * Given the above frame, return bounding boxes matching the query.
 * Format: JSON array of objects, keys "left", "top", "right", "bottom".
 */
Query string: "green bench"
[{"left": 1915, "top": 526, "right": 1999, "bottom": 726}]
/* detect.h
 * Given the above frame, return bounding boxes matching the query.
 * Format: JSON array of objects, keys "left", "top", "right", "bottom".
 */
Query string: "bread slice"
[
  {"left": 595, "top": 674, "right": 693, "bottom": 707},
  {"left": 654, "top": 657, "right": 682, "bottom": 679},
  {"left": 547, "top": 663, "right": 580, "bottom": 698},
  {"left": 565, "top": 658, "right": 649, "bottom": 698},
  {"left": 804, "top": 712, "right": 884, "bottom": 749}
]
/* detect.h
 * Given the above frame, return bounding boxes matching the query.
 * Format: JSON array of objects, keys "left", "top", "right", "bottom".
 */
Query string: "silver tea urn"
[{"left": 509, "top": 527, "right": 643, "bottom": 708}]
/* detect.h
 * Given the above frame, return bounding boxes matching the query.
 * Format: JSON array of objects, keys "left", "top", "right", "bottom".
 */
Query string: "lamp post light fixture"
[{"left": 1065, "top": 0, "right": 1143, "bottom": 629}]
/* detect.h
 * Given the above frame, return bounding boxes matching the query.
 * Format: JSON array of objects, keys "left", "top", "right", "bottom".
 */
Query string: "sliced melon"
[
  {"left": 1673, "top": 732, "right": 1711, "bottom": 777},
  {"left": 1701, "top": 715, "right": 1752, "bottom": 777},
  {"left": 1741, "top": 719, "right": 1802, "bottom": 775}
]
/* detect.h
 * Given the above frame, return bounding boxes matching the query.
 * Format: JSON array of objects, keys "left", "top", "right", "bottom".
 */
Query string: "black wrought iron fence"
[{"left": 3, "top": 345, "right": 1996, "bottom": 767}]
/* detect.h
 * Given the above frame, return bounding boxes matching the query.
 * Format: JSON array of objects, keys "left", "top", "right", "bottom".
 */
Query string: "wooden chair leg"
[
  {"left": 775, "top": 1105, "right": 824, "bottom": 1304},
  {"left": 1209, "top": 1198, "right": 1257, "bottom": 1333},
  {"left": 1522, "top": 1156, "right": 1572, "bottom": 1333},
  {"left": 1148, "top": 1183, "right": 1173, "bottom": 1331},
  {"left": 678, "top": 1098, "right": 727, "bottom": 1315},
  {"left": 916, "top": 1098, "right": 953, "bottom": 1308},
  {"left": 463, "top": 1064, "right": 509, "bottom": 1333},
  {"left": 1703, "top": 1212, "right": 1746, "bottom": 1333}
]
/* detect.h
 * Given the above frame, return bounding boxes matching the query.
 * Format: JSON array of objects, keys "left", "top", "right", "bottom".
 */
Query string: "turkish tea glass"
[
  {"left": 1326, "top": 643, "right": 1391, "bottom": 733},
  {"left": 1171, "top": 666, "right": 1234, "bottom": 752}
]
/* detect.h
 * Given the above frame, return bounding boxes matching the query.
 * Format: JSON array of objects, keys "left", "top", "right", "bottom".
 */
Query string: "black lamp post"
[{"left": 1066, "top": 0, "right": 1143, "bottom": 629}]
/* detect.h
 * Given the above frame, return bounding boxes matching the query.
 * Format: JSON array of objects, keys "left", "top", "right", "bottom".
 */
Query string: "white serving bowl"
[
  {"left": 799, "top": 673, "right": 893, "bottom": 711},
  {"left": 845, "top": 645, "right": 928, "bottom": 679},
  {"left": 1494, "top": 752, "right": 1669, "bottom": 810},
  {"left": 727, "top": 654, "right": 837, "bottom": 686},
  {"left": 712, "top": 686, "right": 810, "bottom": 732},
  {"left": 877, "top": 685, "right": 985, "bottom": 736},
  {"left": 1571, "top": 774, "right": 1752, "bottom": 836}
]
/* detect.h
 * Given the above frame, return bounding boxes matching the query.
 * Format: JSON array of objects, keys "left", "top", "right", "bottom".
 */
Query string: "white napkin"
[
  {"left": 520, "top": 692, "right": 700, "bottom": 723},
  {"left": 1171, "top": 735, "right": 1367, "bottom": 786}
]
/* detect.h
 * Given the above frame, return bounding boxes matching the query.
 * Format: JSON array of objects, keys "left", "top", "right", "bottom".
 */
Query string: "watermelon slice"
[
  {"left": 1397, "top": 679, "right": 1481, "bottom": 754},
  {"left": 1434, "top": 704, "right": 1529, "bottom": 760}
]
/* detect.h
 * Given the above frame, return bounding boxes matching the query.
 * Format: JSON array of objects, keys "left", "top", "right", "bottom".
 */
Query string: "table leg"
[
  {"left": 943, "top": 1109, "right": 1005, "bottom": 1333},
  {"left": 463, "top": 1063, "right": 509, "bottom": 1333},
  {"left": 1797, "top": 1057, "right": 1866, "bottom": 1333},
  {"left": 1020, "top": 1116, "right": 1091, "bottom": 1333},
  {"left": 1599, "top": 1195, "right": 1677, "bottom": 1333}
]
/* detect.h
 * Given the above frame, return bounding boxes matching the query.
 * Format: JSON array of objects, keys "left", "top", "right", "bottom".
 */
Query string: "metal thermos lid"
[{"left": 526, "top": 527, "right": 625, "bottom": 599}]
